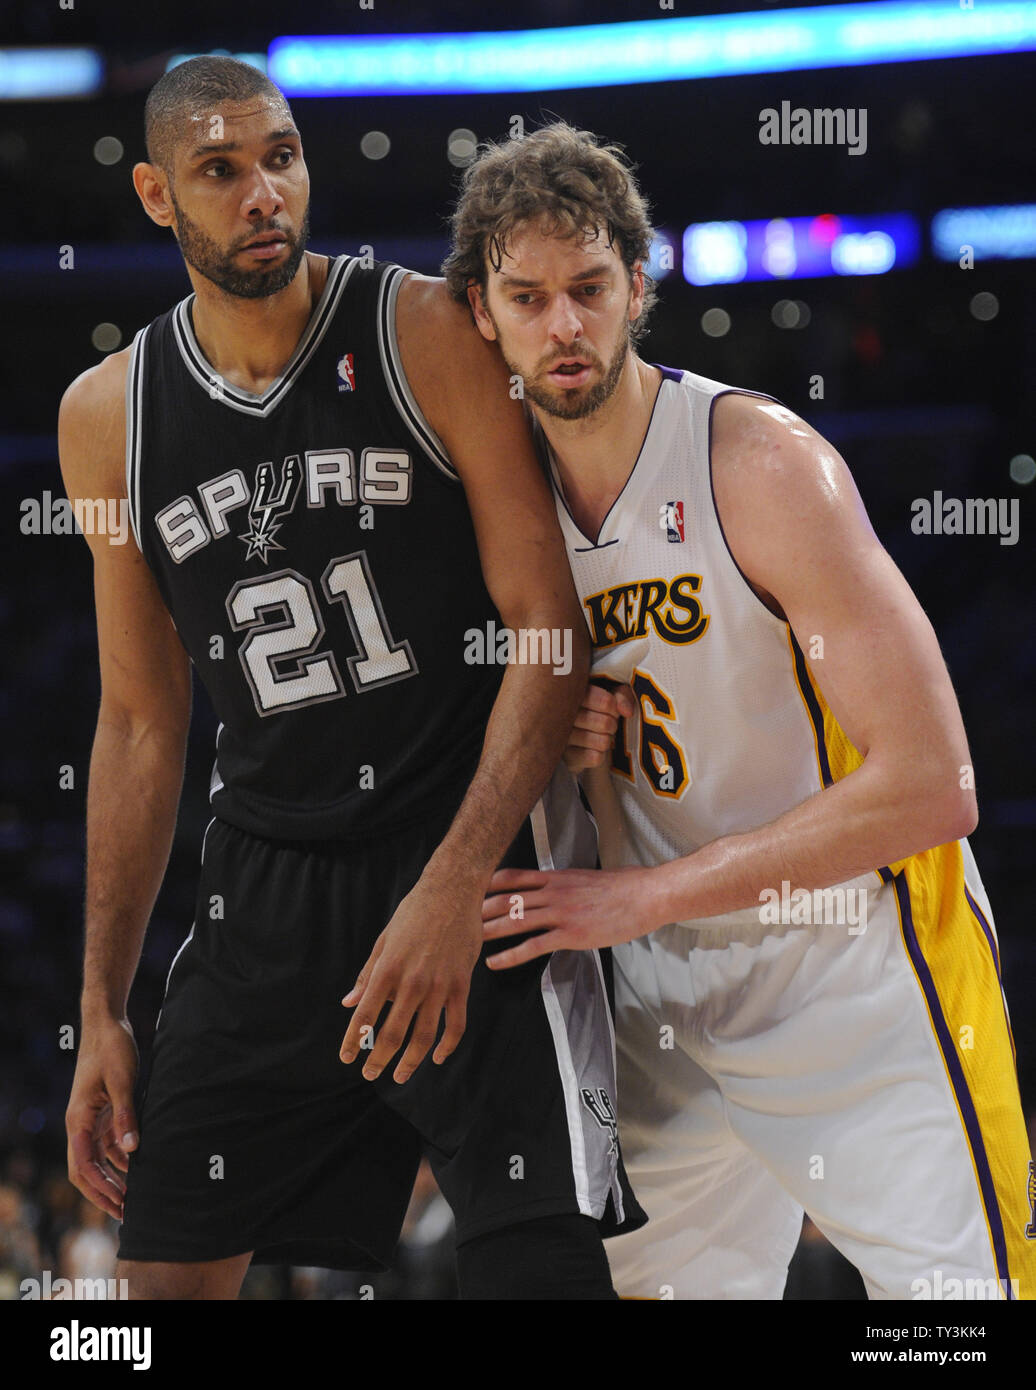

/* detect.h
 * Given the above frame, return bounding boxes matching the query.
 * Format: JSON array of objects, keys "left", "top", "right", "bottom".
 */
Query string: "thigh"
[
  {"left": 701, "top": 875, "right": 1034, "bottom": 1300},
  {"left": 120, "top": 817, "right": 426, "bottom": 1273},
  {"left": 607, "top": 937, "right": 802, "bottom": 1299}
]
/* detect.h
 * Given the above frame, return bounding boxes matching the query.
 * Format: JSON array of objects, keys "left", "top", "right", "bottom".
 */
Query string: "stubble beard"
[
  {"left": 171, "top": 192, "right": 311, "bottom": 300},
  {"left": 499, "top": 314, "right": 632, "bottom": 422}
]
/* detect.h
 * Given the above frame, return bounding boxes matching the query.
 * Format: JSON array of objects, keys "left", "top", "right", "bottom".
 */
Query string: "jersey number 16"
[{"left": 611, "top": 669, "right": 690, "bottom": 799}]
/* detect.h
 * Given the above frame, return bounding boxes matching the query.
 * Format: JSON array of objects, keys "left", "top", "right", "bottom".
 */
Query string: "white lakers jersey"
[
  {"left": 547, "top": 366, "right": 982, "bottom": 903},
  {"left": 548, "top": 365, "right": 834, "bottom": 873}
]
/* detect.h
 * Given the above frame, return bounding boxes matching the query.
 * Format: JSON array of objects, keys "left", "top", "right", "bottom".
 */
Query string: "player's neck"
[
  {"left": 187, "top": 251, "right": 329, "bottom": 397},
  {"left": 535, "top": 354, "right": 661, "bottom": 544}
]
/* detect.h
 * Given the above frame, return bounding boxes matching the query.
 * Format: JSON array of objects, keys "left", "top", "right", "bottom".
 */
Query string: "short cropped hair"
[
  {"left": 443, "top": 121, "right": 657, "bottom": 342},
  {"left": 144, "top": 56, "right": 290, "bottom": 173}
]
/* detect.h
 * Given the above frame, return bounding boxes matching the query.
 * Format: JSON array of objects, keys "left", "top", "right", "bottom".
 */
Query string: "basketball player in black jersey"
[{"left": 59, "top": 58, "right": 643, "bottom": 1300}]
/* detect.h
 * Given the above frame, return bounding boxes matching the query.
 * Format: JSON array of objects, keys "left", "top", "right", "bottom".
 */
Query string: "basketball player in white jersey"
[{"left": 446, "top": 122, "right": 1036, "bottom": 1300}]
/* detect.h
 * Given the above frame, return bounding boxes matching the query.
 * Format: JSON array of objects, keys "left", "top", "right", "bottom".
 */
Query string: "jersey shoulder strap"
[{"left": 372, "top": 262, "right": 458, "bottom": 482}]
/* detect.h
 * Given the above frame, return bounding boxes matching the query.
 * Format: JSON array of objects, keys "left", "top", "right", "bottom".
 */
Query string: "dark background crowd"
[{"left": 2, "top": 0, "right": 1033, "bottom": 1298}]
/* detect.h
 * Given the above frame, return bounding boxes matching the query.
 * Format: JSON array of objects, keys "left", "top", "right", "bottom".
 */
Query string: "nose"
[
  {"left": 545, "top": 293, "right": 584, "bottom": 345},
  {"left": 241, "top": 164, "right": 283, "bottom": 223}
]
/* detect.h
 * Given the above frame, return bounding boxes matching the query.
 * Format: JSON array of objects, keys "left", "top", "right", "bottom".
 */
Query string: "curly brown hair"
[{"left": 442, "top": 121, "right": 658, "bottom": 343}]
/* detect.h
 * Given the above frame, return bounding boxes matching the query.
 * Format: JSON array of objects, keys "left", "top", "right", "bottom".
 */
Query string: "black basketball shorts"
[{"left": 117, "top": 768, "right": 646, "bottom": 1271}]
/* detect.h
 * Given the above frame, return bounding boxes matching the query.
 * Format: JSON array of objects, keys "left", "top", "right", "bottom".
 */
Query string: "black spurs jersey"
[{"left": 126, "top": 255, "right": 502, "bottom": 840}]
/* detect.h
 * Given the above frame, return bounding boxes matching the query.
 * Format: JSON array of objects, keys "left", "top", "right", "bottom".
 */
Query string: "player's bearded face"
[
  {"left": 485, "top": 270, "right": 633, "bottom": 422},
  {"left": 525, "top": 314, "right": 630, "bottom": 421},
  {"left": 170, "top": 190, "right": 311, "bottom": 299}
]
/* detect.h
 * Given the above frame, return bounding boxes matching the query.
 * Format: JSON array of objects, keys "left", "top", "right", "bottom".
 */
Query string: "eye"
[
  {"left": 204, "top": 161, "right": 231, "bottom": 178},
  {"left": 271, "top": 147, "right": 295, "bottom": 166},
  {"left": 513, "top": 292, "right": 537, "bottom": 305},
  {"left": 581, "top": 283, "right": 605, "bottom": 297}
]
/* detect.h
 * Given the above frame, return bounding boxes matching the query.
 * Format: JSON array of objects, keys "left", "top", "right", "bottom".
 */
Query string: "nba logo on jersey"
[
  {"left": 336, "top": 353, "right": 356, "bottom": 392},
  {"left": 660, "top": 500, "right": 684, "bottom": 543}
]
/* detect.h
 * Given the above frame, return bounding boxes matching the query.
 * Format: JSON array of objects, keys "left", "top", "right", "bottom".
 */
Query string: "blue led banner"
[
  {"left": 270, "top": 3, "right": 1036, "bottom": 96},
  {"left": 0, "top": 48, "right": 103, "bottom": 100},
  {"left": 932, "top": 205, "right": 1036, "bottom": 261}
]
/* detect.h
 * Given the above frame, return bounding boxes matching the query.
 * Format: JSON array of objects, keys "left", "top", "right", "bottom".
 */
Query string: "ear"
[
  {"left": 629, "top": 261, "right": 646, "bottom": 323},
  {"left": 132, "top": 162, "right": 175, "bottom": 229},
  {"left": 467, "top": 283, "right": 497, "bottom": 342}
]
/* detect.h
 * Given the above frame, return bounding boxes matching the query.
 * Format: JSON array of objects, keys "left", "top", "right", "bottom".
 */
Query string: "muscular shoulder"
[
  {"left": 711, "top": 391, "right": 845, "bottom": 502},
  {"left": 61, "top": 347, "right": 131, "bottom": 429},
  {"left": 58, "top": 348, "right": 132, "bottom": 499},
  {"left": 396, "top": 272, "right": 483, "bottom": 359},
  {"left": 396, "top": 273, "right": 515, "bottom": 440},
  {"left": 710, "top": 391, "right": 875, "bottom": 610}
]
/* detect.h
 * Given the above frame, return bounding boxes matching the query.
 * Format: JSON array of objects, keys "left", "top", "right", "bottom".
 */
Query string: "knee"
[
  {"left": 456, "top": 1214, "right": 617, "bottom": 1300},
  {"left": 115, "top": 1254, "right": 249, "bottom": 1300}
]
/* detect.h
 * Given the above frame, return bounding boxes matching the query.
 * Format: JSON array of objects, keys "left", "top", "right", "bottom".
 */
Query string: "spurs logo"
[
  {"left": 581, "top": 1086, "right": 619, "bottom": 1158},
  {"left": 239, "top": 455, "right": 302, "bottom": 563}
]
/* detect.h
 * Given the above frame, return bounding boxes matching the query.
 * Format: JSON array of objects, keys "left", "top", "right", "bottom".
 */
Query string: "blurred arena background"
[{"left": 2, "top": 0, "right": 1033, "bottom": 1300}]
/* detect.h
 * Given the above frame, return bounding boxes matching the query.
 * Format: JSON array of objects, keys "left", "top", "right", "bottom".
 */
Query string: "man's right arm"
[{"left": 59, "top": 353, "right": 192, "bottom": 1218}]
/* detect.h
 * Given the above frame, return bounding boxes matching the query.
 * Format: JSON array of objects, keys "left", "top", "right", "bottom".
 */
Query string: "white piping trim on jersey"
[
  {"left": 125, "top": 324, "right": 149, "bottom": 552},
  {"left": 153, "top": 816, "right": 215, "bottom": 1031},
  {"left": 529, "top": 798, "right": 555, "bottom": 870},
  {"left": 530, "top": 801, "right": 596, "bottom": 1218},
  {"left": 540, "top": 960, "right": 595, "bottom": 1219},
  {"left": 162, "top": 921, "right": 195, "bottom": 999},
  {"left": 153, "top": 921, "right": 195, "bottom": 1039},
  {"left": 209, "top": 723, "right": 225, "bottom": 798},
  {"left": 170, "top": 255, "right": 356, "bottom": 418},
  {"left": 376, "top": 266, "right": 458, "bottom": 481},
  {"left": 590, "top": 944, "right": 627, "bottom": 1223},
  {"left": 163, "top": 815, "right": 214, "bottom": 992}
]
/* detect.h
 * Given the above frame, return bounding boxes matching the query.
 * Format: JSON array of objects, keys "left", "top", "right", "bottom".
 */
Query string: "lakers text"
[
  {"left": 758, "top": 880, "right": 868, "bottom": 934},
  {"left": 911, "top": 492, "right": 1019, "bottom": 545},
  {"left": 463, "top": 621, "right": 573, "bottom": 676},
  {"left": 20, "top": 492, "right": 130, "bottom": 545}
]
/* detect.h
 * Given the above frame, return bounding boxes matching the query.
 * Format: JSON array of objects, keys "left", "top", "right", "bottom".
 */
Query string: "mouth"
[
  {"left": 240, "top": 234, "right": 288, "bottom": 260},
  {"left": 546, "top": 358, "right": 594, "bottom": 388}
]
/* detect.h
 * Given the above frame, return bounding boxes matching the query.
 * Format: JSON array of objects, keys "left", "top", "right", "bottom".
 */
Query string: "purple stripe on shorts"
[{"left": 894, "top": 871, "right": 1013, "bottom": 1296}]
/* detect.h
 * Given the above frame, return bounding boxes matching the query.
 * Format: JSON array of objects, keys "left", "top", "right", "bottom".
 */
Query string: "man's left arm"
[
  {"left": 339, "top": 277, "right": 588, "bottom": 1078},
  {"left": 402, "top": 277, "right": 590, "bottom": 885},
  {"left": 484, "top": 394, "right": 977, "bottom": 964}
]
